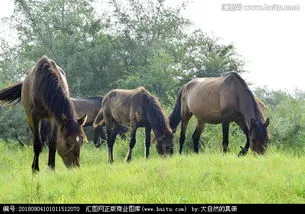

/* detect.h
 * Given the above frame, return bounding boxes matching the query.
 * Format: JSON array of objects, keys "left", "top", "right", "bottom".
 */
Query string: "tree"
[{"left": 0, "top": 0, "right": 246, "bottom": 141}]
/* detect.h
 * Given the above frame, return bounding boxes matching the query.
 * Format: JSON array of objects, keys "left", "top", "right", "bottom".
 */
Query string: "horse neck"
[
  {"left": 60, "top": 103, "right": 77, "bottom": 125},
  {"left": 50, "top": 95, "right": 75, "bottom": 125},
  {"left": 143, "top": 96, "right": 169, "bottom": 138},
  {"left": 150, "top": 122, "right": 169, "bottom": 139},
  {"left": 239, "top": 91, "right": 261, "bottom": 128}
]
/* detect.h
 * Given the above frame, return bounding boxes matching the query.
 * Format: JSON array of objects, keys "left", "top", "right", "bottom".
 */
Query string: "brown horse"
[
  {"left": 93, "top": 87, "right": 173, "bottom": 163},
  {"left": 0, "top": 56, "right": 87, "bottom": 172},
  {"left": 169, "top": 72, "right": 270, "bottom": 156}
]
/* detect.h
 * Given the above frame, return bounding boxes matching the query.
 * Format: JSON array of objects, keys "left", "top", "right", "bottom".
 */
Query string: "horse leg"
[
  {"left": 118, "top": 125, "right": 128, "bottom": 140},
  {"left": 106, "top": 126, "right": 118, "bottom": 163},
  {"left": 31, "top": 117, "right": 42, "bottom": 173},
  {"left": 94, "top": 125, "right": 105, "bottom": 148},
  {"left": 222, "top": 121, "right": 230, "bottom": 153},
  {"left": 126, "top": 126, "right": 137, "bottom": 162},
  {"left": 236, "top": 120, "right": 250, "bottom": 157},
  {"left": 192, "top": 120, "right": 205, "bottom": 154},
  {"left": 179, "top": 114, "right": 192, "bottom": 154},
  {"left": 145, "top": 126, "right": 151, "bottom": 159},
  {"left": 48, "top": 124, "right": 57, "bottom": 170}
]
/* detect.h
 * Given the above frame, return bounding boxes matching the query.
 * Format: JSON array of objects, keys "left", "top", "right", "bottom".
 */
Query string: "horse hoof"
[
  {"left": 32, "top": 169, "right": 39, "bottom": 174},
  {"left": 48, "top": 166, "right": 55, "bottom": 171},
  {"left": 238, "top": 151, "right": 245, "bottom": 157},
  {"left": 223, "top": 148, "right": 230, "bottom": 153}
]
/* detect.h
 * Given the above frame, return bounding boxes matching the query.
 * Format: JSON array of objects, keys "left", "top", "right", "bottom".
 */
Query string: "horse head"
[
  {"left": 155, "top": 129, "right": 174, "bottom": 156},
  {"left": 57, "top": 114, "right": 87, "bottom": 168},
  {"left": 249, "top": 118, "right": 270, "bottom": 154}
]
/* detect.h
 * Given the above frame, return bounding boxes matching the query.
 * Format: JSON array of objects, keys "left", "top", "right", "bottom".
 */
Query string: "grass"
[{"left": 0, "top": 135, "right": 304, "bottom": 204}]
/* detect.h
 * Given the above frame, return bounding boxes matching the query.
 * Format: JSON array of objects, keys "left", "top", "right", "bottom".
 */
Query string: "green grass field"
[{"left": 0, "top": 136, "right": 305, "bottom": 204}]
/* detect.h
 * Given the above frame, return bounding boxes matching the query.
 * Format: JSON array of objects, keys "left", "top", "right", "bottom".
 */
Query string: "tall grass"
[{"left": 0, "top": 138, "right": 304, "bottom": 204}]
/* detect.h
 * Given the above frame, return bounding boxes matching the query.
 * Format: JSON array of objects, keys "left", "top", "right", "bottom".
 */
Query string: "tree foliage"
[{"left": 0, "top": 0, "right": 245, "bottom": 142}]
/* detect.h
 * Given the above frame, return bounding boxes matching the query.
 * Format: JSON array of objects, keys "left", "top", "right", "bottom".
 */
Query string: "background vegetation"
[
  {"left": 0, "top": 0, "right": 304, "bottom": 203},
  {"left": 1, "top": 0, "right": 304, "bottom": 153}
]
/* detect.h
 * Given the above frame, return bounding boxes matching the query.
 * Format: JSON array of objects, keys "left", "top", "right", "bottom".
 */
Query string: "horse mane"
[
  {"left": 139, "top": 88, "right": 171, "bottom": 135},
  {"left": 37, "top": 56, "right": 75, "bottom": 121}
]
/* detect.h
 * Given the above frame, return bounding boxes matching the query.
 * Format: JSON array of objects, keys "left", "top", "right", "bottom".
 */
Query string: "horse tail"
[
  {"left": 93, "top": 109, "right": 105, "bottom": 128},
  {"left": 169, "top": 86, "right": 184, "bottom": 132},
  {"left": 0, "top": 82, "right": 23, "bottom": 104}
]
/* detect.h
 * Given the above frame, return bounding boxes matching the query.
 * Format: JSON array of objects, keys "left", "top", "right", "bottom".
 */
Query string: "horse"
[
  {"left": 0, "top": 56, "right": 87, "bottom": 172},
  {"left": 169, "top": 72, "right": 270, "bottom": 156},
  {"left": 40, "top": 96, "right": 128, "bottom": 148},
  {"left": 93, "top": 87, "right": 174, "bottom": 163}
]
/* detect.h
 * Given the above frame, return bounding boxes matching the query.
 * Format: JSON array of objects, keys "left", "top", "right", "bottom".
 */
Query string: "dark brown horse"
[
  {"left": 40, "top": 96, "right": 128, "bottom": 148},
  {"left": 169, "top": 72, "right": 270, "bottom": 156},
  {"left": 93, "top": 87, "right": 173, "bottom": 163},
  {"left": 0, "top": 56, "right": 87, "bottom": 172},
  {"left": 71, "top": 97, "right": 106, "bottom": 147}
]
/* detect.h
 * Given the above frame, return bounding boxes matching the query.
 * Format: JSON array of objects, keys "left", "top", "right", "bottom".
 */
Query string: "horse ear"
[
  {"left": 77, "top": 114, "right": 87, "bottom": 126},
  {"left": 61, "top": 113, "right": 69, "bottom": 126},
  {"left": 264, "top": 118, "right": 270, "bottom": 128}
]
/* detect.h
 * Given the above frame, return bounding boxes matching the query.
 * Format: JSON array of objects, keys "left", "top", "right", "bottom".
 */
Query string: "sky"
[
  {"left": 1, "top": 0, "right": 304, "bottom": 92},
  {"left": 179, "top": 0, "right": 305, "bottom": 92}
]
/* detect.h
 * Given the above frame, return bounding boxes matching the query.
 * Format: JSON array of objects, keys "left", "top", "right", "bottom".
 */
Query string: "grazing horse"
[
  {"left": 0, "top": 56, "right": 87, "bottom": 172},
  {"left": 40, "top": 97, "right": 128, "bottom": 148},
  {"left": 169, "top": 72, "right": 270, "bottom": 156},
  {"left": 93, "top": 87, "right": 173, "bottom": 163}
]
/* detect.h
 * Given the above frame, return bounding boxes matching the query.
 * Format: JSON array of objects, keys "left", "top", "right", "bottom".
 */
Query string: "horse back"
[
  {"left": 102, "top": 88, "right": 145, "bottom": 127},
  {"left": 71, "top": 97, "right": 102, "bottom": 124},
  {"left": 182, "top": 78, "right": 223, "bottom": 121},
  {"left": 182, "top": 75, "right": 251, "bottom": 123},
  {"left": 102, "top": 90, "right": 134, "bottom": 126}
]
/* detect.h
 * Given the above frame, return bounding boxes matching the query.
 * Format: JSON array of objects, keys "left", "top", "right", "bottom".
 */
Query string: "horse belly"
[
  {"left": 193, "top": 108, "right": 222, "bottom": 124},
  {"left": 187, "top": 96, "right": 222, "bottom": 124}
]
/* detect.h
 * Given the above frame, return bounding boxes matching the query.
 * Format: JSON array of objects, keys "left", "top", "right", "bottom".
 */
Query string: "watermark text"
[{"left": 221, "top": 3, "right": 300, "bottom": 12}]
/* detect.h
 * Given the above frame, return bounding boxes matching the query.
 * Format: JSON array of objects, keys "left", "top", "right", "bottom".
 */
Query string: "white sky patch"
[{"left": 1, "top": 0, "right": 304, "bottom": 92}]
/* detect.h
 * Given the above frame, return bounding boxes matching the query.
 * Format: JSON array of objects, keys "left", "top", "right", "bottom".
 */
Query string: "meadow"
[
  {"left": 0, "top": 0, "right": 304, "bottom": 206},
  {"left": 0, "top": 123, "right": 304, "bottom": 204}
]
